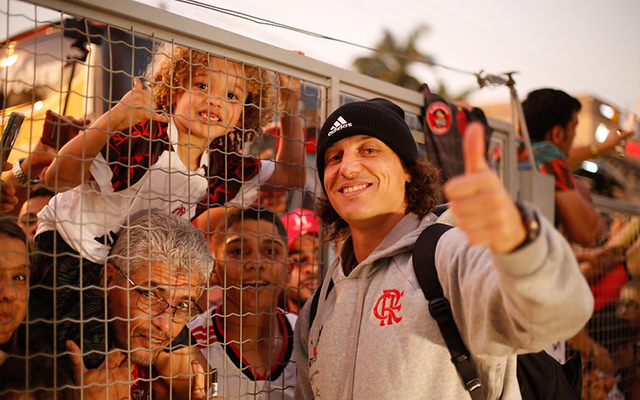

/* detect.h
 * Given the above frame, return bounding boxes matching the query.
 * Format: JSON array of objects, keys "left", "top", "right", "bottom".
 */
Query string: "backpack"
[
  {"left": 419, "top": 84, "right": 493, "bottom": 183},
  {"left": 309, "top": 223, "right": 582, "bottom": 400}
]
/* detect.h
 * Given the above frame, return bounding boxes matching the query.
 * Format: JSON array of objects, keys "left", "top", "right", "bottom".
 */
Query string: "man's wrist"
[
  {"left": 512, "top": 202, "right": 541, "bottom": 251},
  {"left": 12, "top": 158, "right": 41, "bottom": 186}
]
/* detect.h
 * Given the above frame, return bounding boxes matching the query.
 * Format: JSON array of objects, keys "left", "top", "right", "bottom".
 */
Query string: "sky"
[
  {"left": 132, "top": 0, "right": 640, "bottom": 115},
  {"left": 3, "top": 0, "right": 640, "bottom": 115}
]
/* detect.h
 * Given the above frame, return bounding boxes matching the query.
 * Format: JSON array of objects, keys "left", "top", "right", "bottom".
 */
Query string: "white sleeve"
[
  {"left": 225, "top": 159, "right": 275, "bottom": 208},
  {"left": 88, "top": 152, "right": 115, "bottom": 195}
]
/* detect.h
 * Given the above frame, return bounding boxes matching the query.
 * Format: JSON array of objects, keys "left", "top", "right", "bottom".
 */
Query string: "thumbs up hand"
[{"left": 443, "top": 122, "right": 526, "bottom": 253}]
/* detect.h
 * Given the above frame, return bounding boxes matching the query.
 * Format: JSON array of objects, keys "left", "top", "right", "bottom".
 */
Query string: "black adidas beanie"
[{"left": 316, "top": 98, "right": 418, "bottom": 190}]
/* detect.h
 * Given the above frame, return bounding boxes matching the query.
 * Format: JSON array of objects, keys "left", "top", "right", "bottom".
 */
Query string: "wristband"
[
  {"left": 12, "top": 158, "right": 40, "bottom": 186},
  {"left": 513, "top": 201, "right": 541, "bottom": 251}
]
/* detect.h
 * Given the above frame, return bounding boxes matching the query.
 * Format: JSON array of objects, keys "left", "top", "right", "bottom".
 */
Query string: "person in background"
[
  {"left": 522, "top": 88, "right": 605, "bottom": 247},
  {"left": 28, "top": 212, "right": 213, "bottom": 400},
  {"left": 17, "top": 187, "right": 54, "bottom": 243},
  {"left": 1, "top": 132, "right": 70, "bottom": 218},
  {"left": 0, "top": 216, "right": 76, "bottom": 400},
  {"left": 612, "top": 279, "right": 640, "bottom": 399},
  {"left": 281, "top": 208, "right": 320, "bottom": 314},
  {"left": 617, "top": 279, "right": 640, "bottom": 328},
  {"left": 187, "top": 207, "right": 296, "bottom": 399},
  {"left": 0, "top": 217, "right": 30, "bottom": 360}
]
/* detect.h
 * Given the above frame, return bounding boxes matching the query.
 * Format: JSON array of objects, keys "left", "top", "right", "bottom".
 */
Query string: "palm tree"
[
  {"left": 353, "top": 25, "right": 432, "bottom": 92},
  {"left": 353, "top": 25, "right": 475, "bottom": 100}
]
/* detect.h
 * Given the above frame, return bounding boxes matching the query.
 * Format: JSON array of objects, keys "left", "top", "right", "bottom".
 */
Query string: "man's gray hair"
[{"left": 109, "top": 211, "right": 213, "bottom": 284}]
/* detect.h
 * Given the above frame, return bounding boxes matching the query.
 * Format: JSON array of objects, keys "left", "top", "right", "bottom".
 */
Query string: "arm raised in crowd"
[
  {"left": 44, "top": 79, "right": 169, "bottom": 190},
  {"left": 266, "top": 72, "right": 306, "bottom": 190},
  {"left": 567, "top": 128, "right": 634, "bottom": 168}
]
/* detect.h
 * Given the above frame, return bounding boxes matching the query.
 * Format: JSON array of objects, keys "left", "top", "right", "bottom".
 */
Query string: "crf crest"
[{"left": 373, "top": 289, "right": 404, "bottom": 326}]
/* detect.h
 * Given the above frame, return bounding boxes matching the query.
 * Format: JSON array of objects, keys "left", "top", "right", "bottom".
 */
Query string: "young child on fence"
[{"left": 29, "top": 42, "right": 305, "bottom": 367}]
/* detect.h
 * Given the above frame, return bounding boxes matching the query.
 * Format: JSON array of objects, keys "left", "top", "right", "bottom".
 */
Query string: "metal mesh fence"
[
  {"left": 2, "top": 1, "right": 638, "bottom": 400},
  {"left": 1, "top": 2, "right": 321, "bottom": 399}
]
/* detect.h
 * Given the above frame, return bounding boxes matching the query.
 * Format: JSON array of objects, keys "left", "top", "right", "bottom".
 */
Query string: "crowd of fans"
[{"left": 0, "top": 42, "right": 637, "bottom": 399}]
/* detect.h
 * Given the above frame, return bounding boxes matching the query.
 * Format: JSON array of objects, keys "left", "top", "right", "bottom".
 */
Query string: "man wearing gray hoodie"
[{"left": 294, "top": 98, "right": 594, "bottom": 399}]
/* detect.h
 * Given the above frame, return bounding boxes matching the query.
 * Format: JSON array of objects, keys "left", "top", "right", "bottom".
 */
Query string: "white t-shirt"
[
  {"left": 189, "top": 306, "right": 297, "bottom": 400},
  {"left": 37, "top": 119, "right": 274, "bottom": 263}
]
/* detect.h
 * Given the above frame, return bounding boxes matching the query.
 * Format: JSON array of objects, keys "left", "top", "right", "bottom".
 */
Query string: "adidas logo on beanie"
[{"left": 316, "top": 98, "right": 419, "bottom": 191}]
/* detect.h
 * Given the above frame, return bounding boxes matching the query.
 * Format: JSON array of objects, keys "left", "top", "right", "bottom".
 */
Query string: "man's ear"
[
  {"left": 285, "top": 260, "right": 293, "bottom": 284},
  {"left": 548, "top": 125, "right": 565, "bottom": 146},
  {"left": 103, "top": 263, "right": 118, "bottom": 289},
  {"left": 211, "top": 261, "right": 222, "bottom": 286},
  {"left": 286, "top": 268, "right": 293, "bottom": 284}
]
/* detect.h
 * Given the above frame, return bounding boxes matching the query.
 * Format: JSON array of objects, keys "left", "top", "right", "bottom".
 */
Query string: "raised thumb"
[{"left": 463, "top": 122, "right": 489, "bottom": 174}]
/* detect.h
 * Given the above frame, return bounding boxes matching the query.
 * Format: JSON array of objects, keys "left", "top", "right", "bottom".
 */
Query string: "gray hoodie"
[{"left": 294, "top": 212, "right": 593, "bottom": 400}]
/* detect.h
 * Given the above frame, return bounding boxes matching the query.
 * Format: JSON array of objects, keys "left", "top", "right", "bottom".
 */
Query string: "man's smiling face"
[
  {"left": 323, "top": 135, "right": 410, "bottom": 227},
  {"left": 105, "top": 261, "right": 203, "bottom": 366}
]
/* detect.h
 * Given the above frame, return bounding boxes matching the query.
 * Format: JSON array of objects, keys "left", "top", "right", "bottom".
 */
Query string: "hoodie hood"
[{"left": 344, "top": 213, "right": 438, "bottom": 279}]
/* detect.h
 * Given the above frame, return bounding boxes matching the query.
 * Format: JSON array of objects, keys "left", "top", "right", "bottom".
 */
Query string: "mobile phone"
[
  {"left": 208, "top": 368, "right": 218, "bottom": 398},
  {"left": 41, "top": 109, "right": 82, "bottom": 149},
  {"left": 1, "top": 112, "right": 24, "bottom": 167}
]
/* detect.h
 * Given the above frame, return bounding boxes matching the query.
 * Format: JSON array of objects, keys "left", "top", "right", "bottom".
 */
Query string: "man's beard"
[{"left": 128, "top": 347, "right": 161, "bottom": 367}]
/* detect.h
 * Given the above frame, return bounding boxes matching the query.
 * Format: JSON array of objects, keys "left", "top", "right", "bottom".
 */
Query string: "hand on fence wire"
[
  {"left": 66, "top": 340, "right": 134, "bottom": 400},
  {"left": 277, "top": 70, "right": 302, "bottom": 115},
  {"left": 190, "top": 359, "right": 221, "bottom": 400},
  {"left": 104, "top": 78, "right": 170, "bottom": 133}
]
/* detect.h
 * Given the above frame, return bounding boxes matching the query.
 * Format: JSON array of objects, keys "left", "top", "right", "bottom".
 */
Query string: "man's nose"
[
  {"left": 0, "top": 282, "right": 18, "bottom": 302},
  {"left": 243, "top": 256, "right": 268, "bottom": 272},
  {"left": 339, "top": 152, "right": 363, "bottom": 177}
]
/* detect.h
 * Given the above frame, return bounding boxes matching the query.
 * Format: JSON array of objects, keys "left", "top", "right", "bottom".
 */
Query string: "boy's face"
[
  {"left": 214, "top": 219, "right": 291, "bottom": 312},
  {"left": 616, "top": 286, "right": 640, "bottom": 323},
  {"left": 285, "top": 233, "right": 319, "bottom": 308},
  {"left": 173, "top": 57, "right": 246, "bottom": 147}
]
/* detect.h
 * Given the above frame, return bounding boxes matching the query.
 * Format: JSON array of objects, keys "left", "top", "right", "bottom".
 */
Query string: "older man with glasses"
[{"left": 30, "top": 211, "right": 213, "bottom": 400}]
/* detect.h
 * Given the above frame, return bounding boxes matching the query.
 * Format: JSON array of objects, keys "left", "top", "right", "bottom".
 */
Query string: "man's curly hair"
[
  {"left": 318, "top": 158, "right": 442, "bottom": 242},
  {"left": 145, "top": 42, "right": 276, "bottom": 152}
]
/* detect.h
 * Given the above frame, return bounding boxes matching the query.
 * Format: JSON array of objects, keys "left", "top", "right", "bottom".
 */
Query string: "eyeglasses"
[{"left": 112, "top": 265, "right": 203, "bottom": 320}]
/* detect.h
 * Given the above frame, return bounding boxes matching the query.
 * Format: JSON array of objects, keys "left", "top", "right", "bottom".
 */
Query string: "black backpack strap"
[
  {"left": 309, "top": 277, "right": 334, "bottom": 329},
  {"left": 413, "top": 223, "right": 486, "bottom": 400}
]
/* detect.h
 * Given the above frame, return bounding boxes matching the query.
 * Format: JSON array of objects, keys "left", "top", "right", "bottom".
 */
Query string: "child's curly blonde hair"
[{"left": 145, "top": 42, "right": 276, "bottom": 152}]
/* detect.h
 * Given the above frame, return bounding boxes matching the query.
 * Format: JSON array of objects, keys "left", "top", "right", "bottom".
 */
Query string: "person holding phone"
[
  {"left": 1, "top": 127, "right": 71, "bottom": 217},
  {"left": 0, "top": 162, "right": 18, "bottom": 213}
]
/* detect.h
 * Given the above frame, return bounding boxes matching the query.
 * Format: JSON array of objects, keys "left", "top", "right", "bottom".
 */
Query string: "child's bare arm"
[
  {"left": 266, "top": 73, "right": 306, "bottom": 189},
  {"left": 44, "top": 79, "right": 169, "bottom": 190}
]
